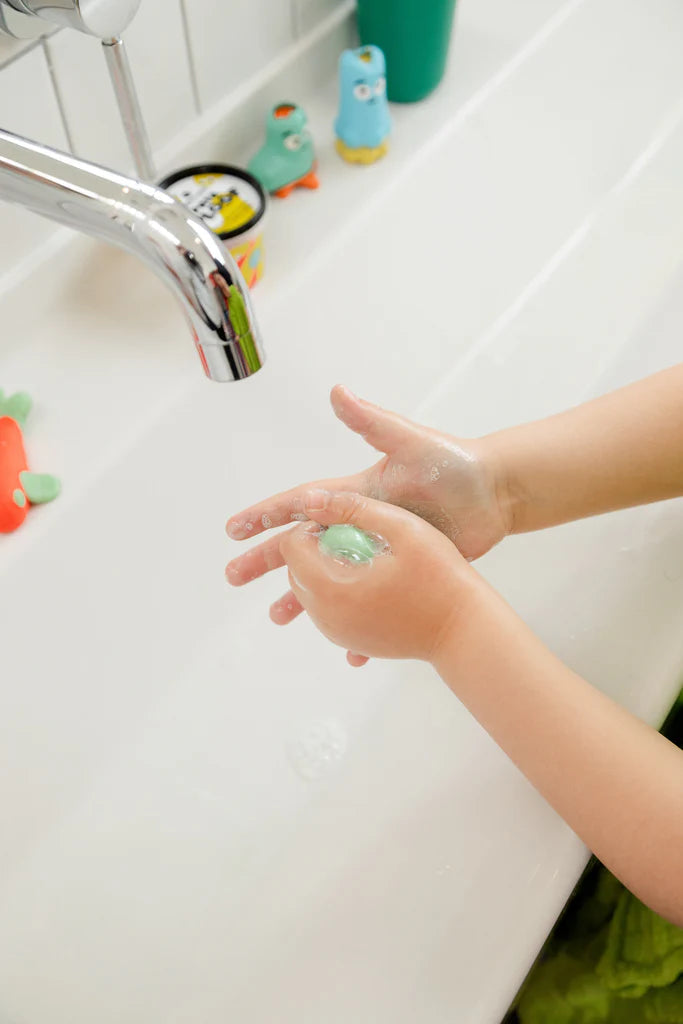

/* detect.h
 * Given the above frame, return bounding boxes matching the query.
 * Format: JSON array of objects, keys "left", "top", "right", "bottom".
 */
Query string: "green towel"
[
  {"left": 516, "top": 877, "right": 683, "bottom": 1024},
  {"left": 517, "top": 691, "right": 683, "bottom": 1024}
]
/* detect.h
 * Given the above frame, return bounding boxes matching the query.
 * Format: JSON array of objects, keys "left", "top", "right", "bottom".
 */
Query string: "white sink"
[{"left": 1, "top": 1, "right": 683, "bottom": 1021}]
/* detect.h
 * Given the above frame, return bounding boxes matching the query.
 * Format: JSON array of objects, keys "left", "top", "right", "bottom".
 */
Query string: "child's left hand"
[{"left": 227, "top": 489, "right": 478, "bottom": 667}]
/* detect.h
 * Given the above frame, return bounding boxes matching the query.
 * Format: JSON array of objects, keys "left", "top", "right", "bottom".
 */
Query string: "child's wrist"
[
  {"left": 429, "top": 570, "right": 497, "bottom": 674},
  {"left": 477, "top": 432, "right": 525, "bottom": 537}
]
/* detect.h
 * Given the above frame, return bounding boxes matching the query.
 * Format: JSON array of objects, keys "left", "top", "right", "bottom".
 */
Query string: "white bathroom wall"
[{"left": 0, "top": 0, "right": 347, "bottom": 289}]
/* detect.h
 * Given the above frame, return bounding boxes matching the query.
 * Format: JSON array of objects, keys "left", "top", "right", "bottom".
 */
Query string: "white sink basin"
[{"left": 1, "top": 1, "right": 683, "bottom": 1021}]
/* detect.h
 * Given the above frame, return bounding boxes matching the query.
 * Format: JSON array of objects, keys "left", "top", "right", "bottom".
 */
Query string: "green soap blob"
[
  {"left": 12, "top": 489, "right": 26, "bottom": 508},
  {"left": 318, "top": 524, "right": 379, "bottom": 564}
]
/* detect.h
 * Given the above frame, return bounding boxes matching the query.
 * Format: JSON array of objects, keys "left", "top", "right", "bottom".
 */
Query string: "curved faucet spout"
[{"left": 0, "top": 128, "right": 265, "bottom": 382}]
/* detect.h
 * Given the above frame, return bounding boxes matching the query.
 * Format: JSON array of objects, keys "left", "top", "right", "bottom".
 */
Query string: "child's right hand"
[
  {"left": 226, "top": 385, "right": 510, "bottom": 562},
  {"left": 274, "top": 490, "right": 479, "bottom": 665}
]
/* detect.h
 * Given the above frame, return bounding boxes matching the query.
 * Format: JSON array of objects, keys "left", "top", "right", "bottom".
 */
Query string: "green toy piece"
[
  {"left": 0, "top": 389, "right": 32, "bottom": 427},
  {"left": 318, "top": 524, "right": 382, "bottom": 564},
  {"left": 19, "top": 471, "right": 61, "bottom": 504},
  {"left": 248, "top": 103, "right": 320, "bottom": 198}
]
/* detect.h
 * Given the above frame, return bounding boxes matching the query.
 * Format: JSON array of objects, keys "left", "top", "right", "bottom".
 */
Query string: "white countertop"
[{"left": 1, "top": 1, "right": 683, "bottom": 1021}]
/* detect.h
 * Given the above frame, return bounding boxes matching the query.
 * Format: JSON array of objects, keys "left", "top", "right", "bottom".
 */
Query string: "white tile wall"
[
  {"left": 0, "top": 45, "right": 69, "bottom": 280},
  {"left": 293, "top": 0, "right": 346, "bottom": 35},
  {"left": 183, "top": 0, "right": 295, "bottom": 111},
  {"left": 0, "top": 33, "right": 36, "bottom": 66},
  {"left": 0, "top": 0, "right": 347, "bottom": 288},
  {"left": 44, "top": 30, "right": 131, "bottom": 169}
]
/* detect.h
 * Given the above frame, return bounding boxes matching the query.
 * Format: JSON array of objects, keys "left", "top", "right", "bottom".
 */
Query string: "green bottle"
[{"left": 356, "top": 0, "right": 457, "bottom": 103}]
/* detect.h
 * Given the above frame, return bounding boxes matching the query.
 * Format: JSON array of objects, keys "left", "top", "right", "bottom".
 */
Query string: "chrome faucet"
[
  {"left": 0, "top": 130, "right": 265, "bottom": 382},
  {"left": 0, "top": 0, "right": 264, "bottom": 381}
]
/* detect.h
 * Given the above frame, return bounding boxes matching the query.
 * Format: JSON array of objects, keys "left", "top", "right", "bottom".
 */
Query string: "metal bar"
[{"left": 102, "top": 35, "right": 155, "bottom": 182}]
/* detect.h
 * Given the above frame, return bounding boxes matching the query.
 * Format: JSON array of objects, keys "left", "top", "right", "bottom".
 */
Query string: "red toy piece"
[
  {"left": 0, "top": 391, "right": 61, "bottom": 534},
  {"left": 0, "top": 414, "right": 30, "bottom": 533}
]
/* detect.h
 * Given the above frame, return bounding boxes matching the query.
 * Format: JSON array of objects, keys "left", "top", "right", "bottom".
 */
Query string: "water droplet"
[
  {"left": 261, "top": 513, "right": 272, "bottom": 528},
  {"left": 430, "top": 466, "right": 440, "bottom": 482}
]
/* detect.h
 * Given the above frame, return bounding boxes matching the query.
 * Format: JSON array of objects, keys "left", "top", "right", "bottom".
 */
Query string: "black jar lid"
[{"left": 158, "top": 163, "right": 267, "bottom": 240}]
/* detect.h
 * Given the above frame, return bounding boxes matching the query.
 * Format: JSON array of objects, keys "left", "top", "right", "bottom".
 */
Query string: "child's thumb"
[{"left": 330, "top": 385, "right": 417, "bottom": 455}]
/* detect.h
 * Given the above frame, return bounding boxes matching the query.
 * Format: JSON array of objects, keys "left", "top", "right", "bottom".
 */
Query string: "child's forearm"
[
  {"left": 435, "top": 580, "right": 683, "bottom": 925},
  {"left": 484, "top": 364, "right": 683, "bottom": 533}
]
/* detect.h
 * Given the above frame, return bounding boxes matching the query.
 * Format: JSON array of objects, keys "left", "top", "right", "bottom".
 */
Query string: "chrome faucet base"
[{"left": 0, "top": 0, "right": 140, "bottom": 39}]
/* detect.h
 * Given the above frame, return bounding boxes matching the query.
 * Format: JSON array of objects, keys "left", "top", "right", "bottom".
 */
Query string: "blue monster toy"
[{"left": 334, "top": 45, "right": 391, "bottom": 165}]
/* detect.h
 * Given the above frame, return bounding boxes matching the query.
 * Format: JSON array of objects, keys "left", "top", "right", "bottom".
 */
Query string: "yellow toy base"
[{"left": 335, "top": 137, "right": 388, "bottom": 165}]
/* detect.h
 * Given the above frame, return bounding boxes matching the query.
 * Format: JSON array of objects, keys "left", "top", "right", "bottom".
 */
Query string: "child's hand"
[
  {"left": 226, "top": 386, "right": 510, "bottom": 562},
  {"left": 270, "top": 490, "right": 476, "bottom": 666}
]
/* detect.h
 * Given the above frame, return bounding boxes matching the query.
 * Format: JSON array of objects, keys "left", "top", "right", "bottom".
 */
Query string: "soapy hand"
[
  {"left": 226, "top": 385, "right": 510, "bottom": 561},
  {"left": 275, "top": 491, "right": 475, "bottom": 665}
]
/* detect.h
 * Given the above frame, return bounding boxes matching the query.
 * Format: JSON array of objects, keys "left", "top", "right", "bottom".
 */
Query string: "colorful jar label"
[{"left": 167, "top": 171, "right": 264, "bottom": 238}]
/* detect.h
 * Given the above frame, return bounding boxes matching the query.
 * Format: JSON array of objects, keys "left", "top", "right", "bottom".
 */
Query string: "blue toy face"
[
  {"left": 335, "top": 45, "right": 391, "bottom": 150},
  {"left": 351, "top": 75, "right": 386, "bottom": 104}
]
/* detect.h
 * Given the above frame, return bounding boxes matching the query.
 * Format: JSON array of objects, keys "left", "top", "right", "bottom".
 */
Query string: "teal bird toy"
[{"left": 248, "top": 103, "right": 319, "bottom": 199}]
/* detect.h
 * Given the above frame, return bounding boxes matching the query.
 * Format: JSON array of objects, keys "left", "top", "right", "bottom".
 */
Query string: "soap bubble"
[{"left": 287, "top": 719, "right": 347, "bottom": 781}]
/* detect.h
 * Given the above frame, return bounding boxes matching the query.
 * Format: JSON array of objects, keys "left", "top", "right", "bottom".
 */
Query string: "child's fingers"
[
  {"left": 225, "top": 533, "right": 287, "bottom": 585},
  {"left": 330, "top": 385, "right": 421, "bottom": 455},
  {"left": 269, "top": 590, "right": 304, "bottom": 625},
  {"left": 346, "top": 652, "right": 370, "bottom": 668},
  {"left": 226, "top": 474, "right": 367, "bottom": 542}
]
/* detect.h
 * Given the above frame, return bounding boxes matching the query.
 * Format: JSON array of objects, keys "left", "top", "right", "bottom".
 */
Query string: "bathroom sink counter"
[{"left": 1, "top": 1, "right": 683, "bottom": 1021}]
